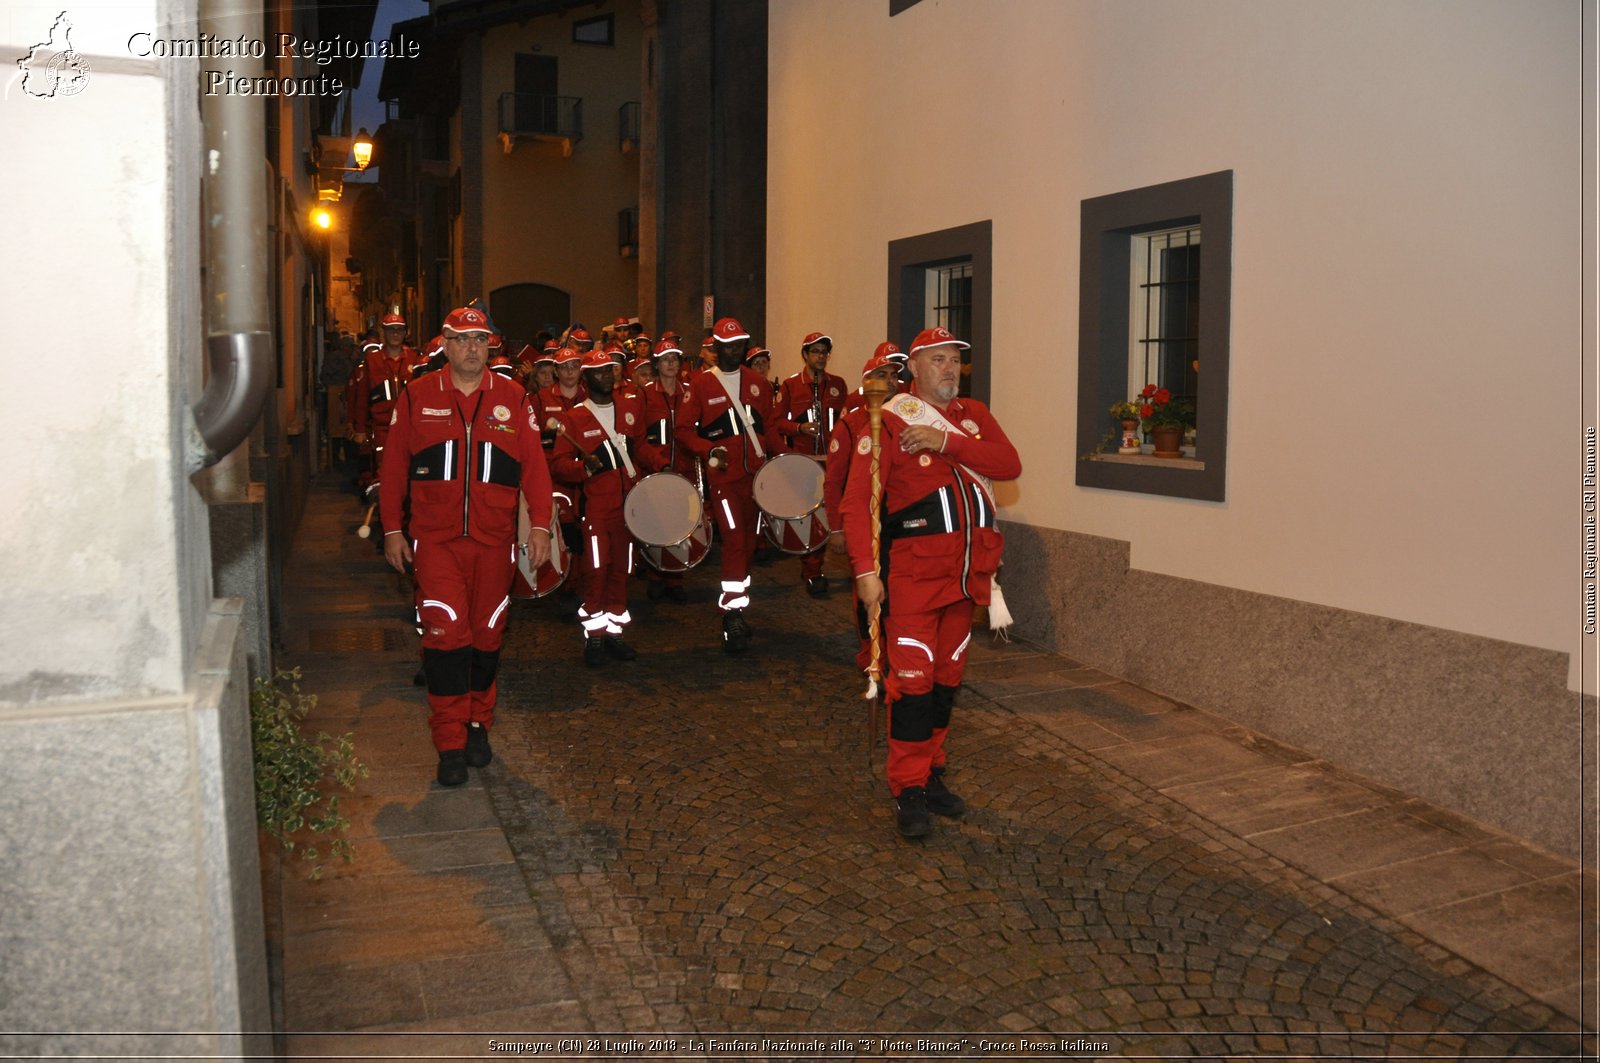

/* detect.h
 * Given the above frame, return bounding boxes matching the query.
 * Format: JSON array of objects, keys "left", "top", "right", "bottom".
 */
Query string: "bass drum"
[
  {"left": 510, "top": 493, "right": 570, "bottom": 598},
  {"left": 625, "top": 471, "right": 713, "bottom": 572},
  {"left": 753, "top": 452, "right": 829, "bottom": 555}
]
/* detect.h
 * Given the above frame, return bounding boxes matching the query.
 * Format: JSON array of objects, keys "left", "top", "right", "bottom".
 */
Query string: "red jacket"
[
  {"left": 674, "top": 367, "right": 778, "bottom": 484},
  {"left": 839, "top": 388, "right": 1021, "bottom": 614},
  {"left": 530, "top": 382, "right": 589, "bottom": 452},
  {"left": 823, "top": 406, "right": 870, "bottom": 533},
  {"left": 549, "top": 396, "right": 646, "bottom": 518},
  {"left": 379, "top": 370, "right": 553, "bottom": 547},
  {"left": 774, "top": 369, "right": 847, "bottom": 457},
  {"left": 638, "top": 378, "right": 695, "bottom": 477},
  {"left": 350, "top": 346, "right": 426, "bottom": 435}
]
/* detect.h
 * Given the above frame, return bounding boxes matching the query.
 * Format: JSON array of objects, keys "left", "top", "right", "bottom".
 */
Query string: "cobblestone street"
[{"left": 277, "top": 474, "right": 1593, "bottom": 1058}]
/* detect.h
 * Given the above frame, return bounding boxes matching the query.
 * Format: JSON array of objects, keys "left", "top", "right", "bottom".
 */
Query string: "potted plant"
[
  {"left": 1136, "top": 385, "right": 1195, "bottom": 458},
  {"left": 1109, "top": 401, "right": 1142, "bottom": 454}
]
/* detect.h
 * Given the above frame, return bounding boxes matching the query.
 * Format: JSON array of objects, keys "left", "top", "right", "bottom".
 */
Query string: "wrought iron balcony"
[
  {"left": 497, "top": 93, "right": 583, "bottom": 156},
  {"left": 618, "top": 101, "right": 641, "bottom": 154}
]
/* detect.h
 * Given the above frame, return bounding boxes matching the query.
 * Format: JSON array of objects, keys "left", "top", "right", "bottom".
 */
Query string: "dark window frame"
[
  {"left": 1075, "top": 171, "right": 1232, "bottom": 502},
  {"left": 887, "top": 220, "right": 992, "bottom": 405},
  {"left": 573, "top": 14, "right": 615, "bottom": 46}
]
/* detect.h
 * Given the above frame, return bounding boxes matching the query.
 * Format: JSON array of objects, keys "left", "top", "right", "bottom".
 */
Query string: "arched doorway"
[{"left": 490, "top": 283, "right": 571, "bottom": 347}]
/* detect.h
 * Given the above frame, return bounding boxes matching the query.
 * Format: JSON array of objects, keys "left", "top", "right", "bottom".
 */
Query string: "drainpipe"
[{"left": 186, "top": 0, "right": 272, "bottom": 473}]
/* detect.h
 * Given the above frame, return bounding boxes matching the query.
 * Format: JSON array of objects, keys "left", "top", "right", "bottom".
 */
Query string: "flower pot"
[
  {"left": 1151, "top": 425, "right": 1183, "bottom": 458},
  {"left": 1118, "top": 419, "right": 1140, "bottom": 454}
]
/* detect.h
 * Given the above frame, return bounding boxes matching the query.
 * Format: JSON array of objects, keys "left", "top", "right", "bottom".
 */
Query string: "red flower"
[
  {"left": 1139, "top": 403, "right": 1154, "bottom": 419},
  {"left": 1139, "top": 384, "right": 1158, "bottom": 399},
  {"left": 1154, "top": 388, "right": 1172, "bottom": 404}
]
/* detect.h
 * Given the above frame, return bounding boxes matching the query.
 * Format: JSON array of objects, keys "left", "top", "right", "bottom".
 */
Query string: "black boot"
[
  {"left": 584, "top": 637, "right": 607, "bottom": 666},
  {"left": 436, "top": 749, "right": 468, "bottom": 787},
  {"left": 895, "top": 787, "right": 933, "bottom": 839},
  {"left": 925, "top": 767, "right": 966, "bottom": 818},
  {"left": 605, "top": 635, "right": 638, "bottom": 661},
  {"left": 465, "top": 722, "right": 492, "bottom": 768},
  {"left": 721, "top": 609, "right": 752, "bottom": 654}
]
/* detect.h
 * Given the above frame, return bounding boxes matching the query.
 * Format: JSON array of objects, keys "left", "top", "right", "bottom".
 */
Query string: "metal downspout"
[{"left": 186, "top": 0, "right": 272, "bottom": 473}]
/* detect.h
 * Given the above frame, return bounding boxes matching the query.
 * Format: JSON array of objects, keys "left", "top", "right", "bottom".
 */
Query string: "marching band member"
[
  {"left": 841, "top": 327, "right": 1021, "bottom": 839},
  {"left": 775, "top": 331, "right": 847, "bottom": 597},
  {"left": 551, "top": 349, "right": 646, "bottom": 665},
  {"left": 533, "top": 346, "right": 590, "bottom": 609},
  {"left": 349, "top": 312, "right": 427, "bottom": 492},
  {"left": 380, "top": 306, "right": 553, "bottom": 787},
  {"left": 637, "top": 337, "right": 694, "bottom": 604},
  {"left": 675, "top": 317, "right": 778, "bottom": 653}
]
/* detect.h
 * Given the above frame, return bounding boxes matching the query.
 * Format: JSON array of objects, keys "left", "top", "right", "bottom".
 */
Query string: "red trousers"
[
  {"left": 414, "top": 536, "right": 515, "bottom": 752},
  {"left": 709, "top": 476, "right": 757, "bottom": 611},
  {"left": 578, "top": 509, "right": 633, "bottom": 636},
  {"left": 883, "top": 598, "right": 974, "bottom": 796}
]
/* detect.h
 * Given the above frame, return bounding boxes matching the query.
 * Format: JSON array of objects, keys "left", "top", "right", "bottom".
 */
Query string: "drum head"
[
  {"left": 625, "top": 472, "right": 704, "bottom": 547},
  {"left": 753, "top": 453, "right": 824, "bottom": 521}
]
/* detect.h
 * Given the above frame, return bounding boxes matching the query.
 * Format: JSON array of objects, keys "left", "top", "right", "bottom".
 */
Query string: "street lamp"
[{"left": 351, "top": 128, "right": 373, "bottom": 171}]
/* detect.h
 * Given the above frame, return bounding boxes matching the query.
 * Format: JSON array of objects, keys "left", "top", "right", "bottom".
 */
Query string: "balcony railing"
[
  {"left": 497, "top": 93, "right": 583, "bottom": 156},
  {"left": 618, "top": 206, "right": 639, "bottom": 258},
  {"left": 618, "top": 101, "right": 641, "bottom": 154}
]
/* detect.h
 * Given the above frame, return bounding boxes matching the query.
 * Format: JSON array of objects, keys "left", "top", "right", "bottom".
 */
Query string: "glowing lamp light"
[
  {"left": 352, "top": 127, "right": 374, "bottom": 171},
  {"left": 311, "top": 207, "right": 334, "bottom": 231}
]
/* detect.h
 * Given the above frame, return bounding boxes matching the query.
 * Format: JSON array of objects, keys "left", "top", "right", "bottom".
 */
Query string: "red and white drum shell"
[
  {"left": 753, "top": 452, "right": 829, "bottom": 555},
  {"left": 624, "top": 471, "right": 713, "bottom": 572},
  {"left": 510, "top": 493, "right": 570, "bottom": 599}
]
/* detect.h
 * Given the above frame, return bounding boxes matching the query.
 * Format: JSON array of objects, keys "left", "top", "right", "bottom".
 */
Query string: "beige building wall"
[
  {"left": 768, "top": 0, "right": 1592, "bottom": 854},
  {"left": 478, "top": 0, "right": 643, "bottom": 326},
  {"left": 769, "top": 0, "right": 1579, "bottom": 678}
]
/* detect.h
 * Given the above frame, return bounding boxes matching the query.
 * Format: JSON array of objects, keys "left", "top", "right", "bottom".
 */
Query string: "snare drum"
[
  {"left": 510, "top": 493, "right": 570, "bottom": 598},
  {"left": 753, "top": 452, "right": 829, "bottom": 555},
  {"left": 624, "top": 472, "right": 713, "bottom": 572}
]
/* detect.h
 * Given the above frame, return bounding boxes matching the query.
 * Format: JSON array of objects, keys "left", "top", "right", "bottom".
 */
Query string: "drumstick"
[{"left": 357, "top": 503, "right": 376, "bottom": 538}]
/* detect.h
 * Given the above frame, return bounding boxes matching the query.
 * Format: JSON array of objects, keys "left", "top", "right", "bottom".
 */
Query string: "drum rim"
[{"left": 753, "top": 453, "right": 825, "bottom": 521}]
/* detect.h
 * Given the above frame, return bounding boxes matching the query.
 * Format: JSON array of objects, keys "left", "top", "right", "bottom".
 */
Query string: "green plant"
[
  {"left": 251, "top": 668, "right": 367, "bottom": 878},
  {"left": 1109, "top": 400, "right": 1141, "bottom": 422},
  {"left": 1135, "top": 385, "right": 1195, "bottom": 432}
]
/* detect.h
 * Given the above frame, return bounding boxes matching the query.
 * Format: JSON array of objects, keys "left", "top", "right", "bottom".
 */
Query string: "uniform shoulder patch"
[
  {"left": 855, "top": 435, "right": 871, "bottom": 456},
  {"left": 961, "top": 418, "right": 980, "bottom": 435},
  {"left": 829, "top": 437, "right": 840, "bottom": 454},
  {"left": 493, "top": 405, "right": 511, "bottom": 422}
]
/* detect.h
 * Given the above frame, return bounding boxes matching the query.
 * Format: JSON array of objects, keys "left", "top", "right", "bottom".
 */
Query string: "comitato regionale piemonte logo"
[{"left": 17, "top": 11, "right": 91, "bottom": 98}]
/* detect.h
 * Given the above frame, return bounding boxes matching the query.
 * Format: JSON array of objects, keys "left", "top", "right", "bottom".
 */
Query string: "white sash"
[
  {"left": 713, "top": 370, "right": 766, "bottom": 460},
  {"left": 884, "top": 393, "right": 994, "bottom": 507},
  {"left": 582, "top": 399, "right": 637, "bottom": 478}
]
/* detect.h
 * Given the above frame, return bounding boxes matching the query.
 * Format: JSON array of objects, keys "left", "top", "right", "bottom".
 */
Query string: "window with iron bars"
[
  {"left": 926, "top": 260, "right": 973, "bottom": 397},
  {"left": 1129, "top": 226, "right": 1200, "bottom": 409}
]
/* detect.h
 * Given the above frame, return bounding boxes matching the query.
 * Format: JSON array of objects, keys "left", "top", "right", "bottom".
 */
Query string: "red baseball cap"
[
  {"left": 381, "top": 312, "right": 406, "bottom": 328},
  {"left": 581, "top": 348, "right": 617, "bottom": 371},
  {"left": 872, "top": 341, "right": 903, "bottom": 362},
  {"left": 908, "top": 326, "right": 969, "bottom": 356},
  {"left": 626, "top": 356, "right": 651, "bottom": 375},
  {"left": 488, "top": 332, "right": 504, "bottom": 349},
  {"left": 860, "top": 351, "right": 895, "bottom": 379},
  {"left": 554, "top": 346, "right": 584, "bottom": 366},
  {"left": 612, "top": 316, "right": 630, "bottom": 330},
  {"left": 425, "top": 335, "right": 444, "bottom": 357},
  {"left": 802, "top": 332, "right": 832, "bottom": 349},
  {"left": 442, "top": 306, "right": 492, "bottom": 334},
  {"left": 662, "top": 329, "right": 682, "bottom": 341},
  {"left": 712, "top": 317, "right": 749, "bottom": 342},
  {"left": 653, "top": 338, "right": 684, "bottom": 358},
  {"left": 743, "top": 346, "right": 771, "bottom": 366},
  {"left": 570, "top": 327, "right": 593, "bottom": 344}
]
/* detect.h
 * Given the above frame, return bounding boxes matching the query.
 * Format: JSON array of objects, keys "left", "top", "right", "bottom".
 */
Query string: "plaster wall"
[
  {"left": 767, "top": 0, "right": 1582, "bottom": 685},
  {"left": 478, "top": 0, "right": 642, "bottom": 326}
]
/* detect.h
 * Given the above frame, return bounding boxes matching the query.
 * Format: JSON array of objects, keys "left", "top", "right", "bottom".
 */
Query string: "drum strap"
[
  {"left": 713, "top": 371, "right": 766, "bottom": 460},
  {"left": 583, "top": 399, "right": 637, "bottom": 479}
]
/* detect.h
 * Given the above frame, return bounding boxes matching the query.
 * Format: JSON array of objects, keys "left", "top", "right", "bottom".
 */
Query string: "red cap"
[
  {"left": 612, "top": 316, "right": 630, "bottom": 330},
  {"left": 653, "top": 338, "right": 684, "bottom": 358},
  {"left": 908, "top": 326, "right": 969, "bottom": 356},
  {"left": 425, "top": 335, "right": 444, "bottom": 357},
  {"left": 712, "top": 317, "right": 749, "bottom": 342},
  {"left": 861, "top": 351, "right": 894, "bottom": 379},
  {"left": 488, "top": 351, "right": 515, "bottom": 374},
  {"left": 743, "top": 346, "right": 771, "bottom": 366},
  {"left": 802, "top": 332, "right": 832, "bottom": 349},
  {"left": 442, "top": 306, "right": 492, "bottom": 334},
  {"left": 543, "top": 338, "right": 560, "bottom": 352},
  {"left": 581, "top": 348, "right": 617, "bottom": 371},
  {"left": 554, "top": 346, "right": 584, "bottom": 366},
  {"left": 569, "top": 327, "right": 592, "bottom": 343},
  {"left": 381, "top": 312, "right": 406, "bottom": 328},
  {"left": 626, "top": 356, "right": 651, "bottom": 376},
  {"left": 488, "top": 332, "right": 504, "bottom": 349},
  {"left": 662, "top": 330, "right": 682, "bottom": 341},
  {"left": 873, "top": 341, "right": 904, "bottom": 362}
]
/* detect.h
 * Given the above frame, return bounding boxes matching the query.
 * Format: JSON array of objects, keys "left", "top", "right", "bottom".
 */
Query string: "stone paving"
[{"left": 274, "top": 473, "right": 1594, "bottom": 1059}]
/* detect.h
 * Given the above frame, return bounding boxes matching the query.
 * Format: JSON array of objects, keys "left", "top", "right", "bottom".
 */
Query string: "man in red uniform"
[
  {"left": 775, "top": 331, "right": 848, "bottom": 597},
  {"left": 841, "top": 326, "right": 1021, "bottom": 839},
  {"left": 381, "top": 306, "right": 553, "bottom": 787},
  {"left": 675, "top": 316, "right": 777, "bottom": 653},
  {"left": 637, "top": 338, "right": 695, "bottom": 604},
  {"left": 350, "top": 313, "right": 426, "bottom": 483},
  {"left": 550, "top": 349, "right": 645, "bottom": 665},
  {"left": 824, "top": 349, "right": 898, "bottom": 673}
]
